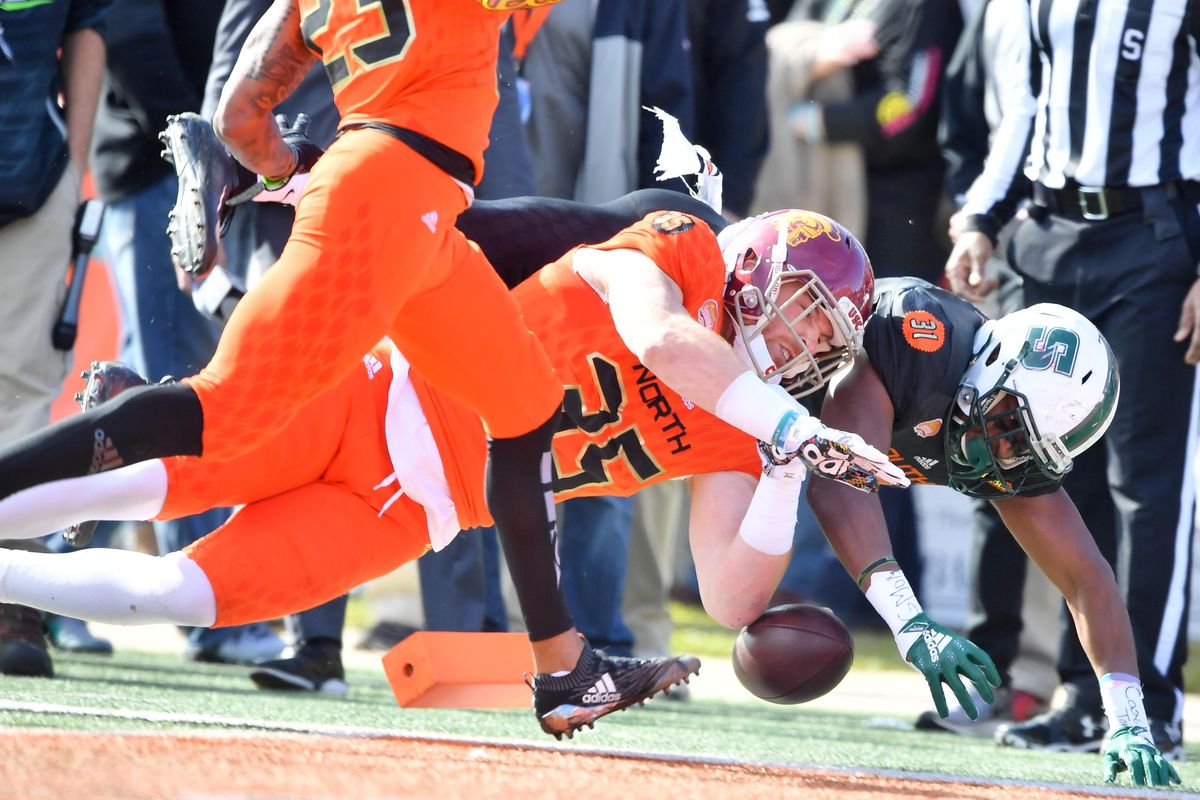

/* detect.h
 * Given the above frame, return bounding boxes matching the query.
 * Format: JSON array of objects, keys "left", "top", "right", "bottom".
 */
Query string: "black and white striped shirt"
[{"left": 963, "top": 0, "right": 1200, "bottom": 225}]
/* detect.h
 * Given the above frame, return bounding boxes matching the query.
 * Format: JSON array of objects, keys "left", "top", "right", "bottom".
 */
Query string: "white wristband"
[
  {"left": 737, "top": 470, "right": 804, "bottom": 555},
  {"left": 714, "top": 371, "right": 817, "bottom": 449},
  {"left": 1100, "top": 673, "right": 1149, "bottom": 732},
  {"left": 864, "top": 568, "right": 925, "bottom": 658}
]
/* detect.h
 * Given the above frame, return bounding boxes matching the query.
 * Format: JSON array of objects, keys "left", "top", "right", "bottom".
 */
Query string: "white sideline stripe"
[{"left": 0, "top": 702, "right": 1190, "bottom": 799}]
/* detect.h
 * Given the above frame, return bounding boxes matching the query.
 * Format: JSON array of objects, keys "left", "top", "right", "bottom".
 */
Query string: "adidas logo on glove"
[{"left": 921, "top": 628, "right": 953, "bottom": 665}]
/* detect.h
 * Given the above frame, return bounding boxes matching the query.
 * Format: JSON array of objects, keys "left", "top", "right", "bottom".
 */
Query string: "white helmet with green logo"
[{"left": 945, "top": 303, "right": 1120, "bottom": 497}]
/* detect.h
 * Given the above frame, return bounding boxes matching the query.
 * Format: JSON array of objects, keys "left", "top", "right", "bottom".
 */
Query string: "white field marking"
[{"left": 0, "top": 704, "right": 1188, "bottom": 799}]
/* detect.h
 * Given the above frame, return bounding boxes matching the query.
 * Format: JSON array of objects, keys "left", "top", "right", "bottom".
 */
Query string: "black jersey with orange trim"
[{"left": 863, "top": 277, "right": 984, "bottom": 487}]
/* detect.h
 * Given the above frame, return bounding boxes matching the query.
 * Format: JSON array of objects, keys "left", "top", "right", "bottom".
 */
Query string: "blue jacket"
[{"left": 0, "top": 0, "right": 110, "bottom": 226}]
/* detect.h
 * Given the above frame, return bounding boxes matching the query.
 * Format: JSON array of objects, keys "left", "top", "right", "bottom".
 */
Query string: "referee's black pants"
[{"left": 1007, "top": 185, "right": 1200, "bottom": 724}]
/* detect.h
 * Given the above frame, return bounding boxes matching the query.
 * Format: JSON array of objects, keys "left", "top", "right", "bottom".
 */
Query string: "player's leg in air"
[
  {"left": 0, "top": 352, "right": 429, "bottom": 633},
  {"left": 385, "top": 214, "right": 698, "bottom": 737}
]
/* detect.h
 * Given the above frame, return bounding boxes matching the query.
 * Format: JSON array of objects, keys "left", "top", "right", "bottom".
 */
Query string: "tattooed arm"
[{"left": 214, "top": 0, "right": 316, "bottom": 181}]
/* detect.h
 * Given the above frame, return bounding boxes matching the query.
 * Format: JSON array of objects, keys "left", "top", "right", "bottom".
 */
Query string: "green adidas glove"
[
  {"left": 899, "top": 613, "right": 1001, "bottom": 720},
  {"left": 1103, "top": 726, "right": 1182, "bottom": 787}
]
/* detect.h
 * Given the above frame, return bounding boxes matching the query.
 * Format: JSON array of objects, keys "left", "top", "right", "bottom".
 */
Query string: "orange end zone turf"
[{"left": 382, "top": 632, "right": 535, "bottom": 708}]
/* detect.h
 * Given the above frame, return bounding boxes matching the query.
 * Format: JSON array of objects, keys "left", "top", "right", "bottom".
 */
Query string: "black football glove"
[{"left": 273, "top": 112, "right": 324, "bottom": 182}]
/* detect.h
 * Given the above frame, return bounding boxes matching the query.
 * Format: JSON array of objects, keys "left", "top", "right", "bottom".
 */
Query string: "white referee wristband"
[
  {"left": 715, "top": 371, "right": 816, "bottom": 449},
  {"left": 864, "top": 568, "right": 925, "bottom": 658},
  {"left": 1100, "top": 672, "right": 1149, "bottom": 732},
  {"left": 737, "top": 470, "right": 804, "bottom": 555}
]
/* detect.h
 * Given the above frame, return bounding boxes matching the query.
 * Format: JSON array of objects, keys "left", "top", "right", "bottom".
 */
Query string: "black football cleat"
[
  {"left": 995, "top": 705, "right": 1108, "bottom": 753},
  {"left": 1149, "top": 719, "right": 1185, "bottom": 762},
  {"left": 62, "top": 362, "right": 157, "bottom": 548},
  {"left": 529, "top": 642, "right": 700, "bottom": 740},
  {"left": 250, "top": 639, "right": 348, "bottom": 695},
  {"left": 74, "top": 360, "right": 153, "bottom": 412},
  {"left": 159, "top": 112, "right": 257, "bottom": 277}
]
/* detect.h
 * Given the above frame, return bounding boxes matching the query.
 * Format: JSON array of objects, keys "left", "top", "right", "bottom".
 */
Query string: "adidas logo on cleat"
[
  {"left": 580, "top": 673, "right": 620, "bottom": 704},
  {"left": 89, "top": 428, "right": 122, "bottom": 473}
]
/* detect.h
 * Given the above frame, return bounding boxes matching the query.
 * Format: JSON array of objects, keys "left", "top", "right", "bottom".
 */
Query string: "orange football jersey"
[
  {"left": 412, "top": 213, "right": 763, "bottom": 530},
  {"left": 298, "top": 0, "right": 562, "bottom": 181}
]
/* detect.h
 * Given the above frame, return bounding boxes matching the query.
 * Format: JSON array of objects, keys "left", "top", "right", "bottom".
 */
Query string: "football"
[{"left": 732, "top": 603, "right": 854, "bottom": 704}]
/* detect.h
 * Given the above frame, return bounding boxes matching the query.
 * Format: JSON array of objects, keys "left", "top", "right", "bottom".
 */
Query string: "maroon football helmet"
[{"left": 718, "top": 209, "right": 874, "bottom": 398}]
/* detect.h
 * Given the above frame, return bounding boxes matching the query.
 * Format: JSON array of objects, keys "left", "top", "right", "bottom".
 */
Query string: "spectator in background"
[
  {"left": 620, "top": 0, "right": 773, "bottom": 670},
  {"left": 0, "top": 0, "right": 108, "bottom": 676},
  {"left": 512, "top": 0, "right": 694, "bottom": 659},
  {"left": 67, "top": 0, "right": 286, "bottom": 667},
  {"left": 751, "top": 14, "right": 877, "bottom": 232},
  {"left": 686, "top": 0, "right": 770, "bottom": 221},
  {"left": 785, "top": 0, "right": 961, "bottom": 281},
  {"left": 518, "top": 0, "right": 694, "bottom": 203}
]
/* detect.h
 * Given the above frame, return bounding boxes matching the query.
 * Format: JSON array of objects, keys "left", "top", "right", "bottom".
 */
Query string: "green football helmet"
[{"left": 945, "top": 304, "right": 1120, "bottom": 497}]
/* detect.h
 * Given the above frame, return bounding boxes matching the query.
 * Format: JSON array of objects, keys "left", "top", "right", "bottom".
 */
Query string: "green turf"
[{"left": 1, "top": 650, "right": 1194, "bottom": 793}]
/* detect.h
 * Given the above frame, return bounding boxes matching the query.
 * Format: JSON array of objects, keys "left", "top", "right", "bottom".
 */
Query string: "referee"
[{"left": 944, "top": 0, "right": 1199, "bottom": 759}]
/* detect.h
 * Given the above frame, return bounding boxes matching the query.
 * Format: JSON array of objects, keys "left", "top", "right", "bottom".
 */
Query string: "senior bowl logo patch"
[
  {"left": 784, "top": 213, "right": 841, "bottom": 247},
  {"left": 652, "top": 212, "right": 695, "bottom": 235},
  {"left": 912, "top": 419, "right": 942, "bottom": 438},
  {"left": 902, "top": 310, "right": 945, "bottom": 353},
  {"left": 696, "top": 298, "right": 719, "bottom": 330}
]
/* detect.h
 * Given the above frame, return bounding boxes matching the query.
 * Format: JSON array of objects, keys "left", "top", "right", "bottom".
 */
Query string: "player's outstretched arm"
[
  {"left": 994, "top": 491, "right": 1181, "bottom": 788},
  {"left": 583, "top": 246, "right": 907, "bottom": 492},
  {"left": 688, "top": 469, "right": 795, "bottom": 628},
  {"left": 214, "top": 0, "right": 316, "bottom": 183},
  {"left": 810, "top": 357, "right": 1000, "bottom": 719}
]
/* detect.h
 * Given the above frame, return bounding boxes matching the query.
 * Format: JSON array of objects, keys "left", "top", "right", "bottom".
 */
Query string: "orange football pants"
[
  {"left": 167, "top": 351, "right": 431, "bottom": 628},
  {"left": 184, "top": 127, "right": 561, "bottom": 462}
]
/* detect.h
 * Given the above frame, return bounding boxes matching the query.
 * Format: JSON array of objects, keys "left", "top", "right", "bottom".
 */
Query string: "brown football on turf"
[{"left": 732, "top": 603, "right": 854, "bottom": 704}]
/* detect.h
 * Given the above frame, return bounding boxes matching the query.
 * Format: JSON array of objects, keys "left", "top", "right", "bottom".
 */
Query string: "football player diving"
[
  {"left": 799, "top": 272, "right": 1179, "bottom": 788},
  {"left": 0, "top": 178, "right": 909, "bottom": 739}
]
